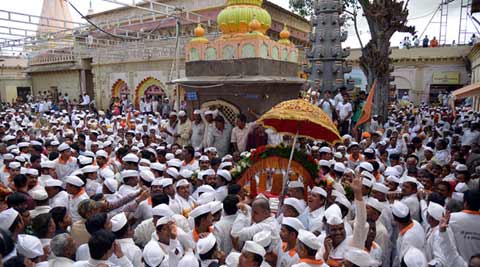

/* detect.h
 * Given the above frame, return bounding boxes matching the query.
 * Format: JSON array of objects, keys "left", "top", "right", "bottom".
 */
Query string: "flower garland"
[{"left": 231, "top": 145, "right": 319, "bottom": 181}]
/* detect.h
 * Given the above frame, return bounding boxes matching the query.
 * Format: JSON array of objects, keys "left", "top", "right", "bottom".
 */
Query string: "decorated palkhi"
[{"left": 230, "top": 99, "right": 343, "bottom": 210}]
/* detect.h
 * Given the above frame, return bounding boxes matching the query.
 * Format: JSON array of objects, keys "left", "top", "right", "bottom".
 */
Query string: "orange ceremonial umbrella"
[
  {"left": 257, "top": 98, "right": 341, "bottom": 143},
  {"left": 256, "top": 99, "right": 341, "bottom": 210}
]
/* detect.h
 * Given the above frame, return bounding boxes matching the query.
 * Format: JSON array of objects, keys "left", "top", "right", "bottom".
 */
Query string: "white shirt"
[
  {"left": 170, "top": 194, "right": 196, "bottom": 216},
  {"left": 48, "top": 257, "right": 75, "bottom": 267},
  {"left": 401, "top": 194, "right": 421, "bottom": 222},
  {"left": 336, "top": 102, "right": 352, "bottom": 121},
  {"left": 54, "top": 157, "right": 78, "bottom": 181},
  {"left": 110, "top": 238, "right": 143, "bottom": 267},
  {"left": 394, "top": 220, "right": 425, "bottom": 267},
  {"left": 213, "top": 214, "right": 237, "bottom": 255},
  {"left": 318, "top": 98, "right": 335, "bottom": 119},
  {"left": 49, "top": 190, "right": 69, "bottom": 208},
  {"left": 68, "top": 191, "right": 89, "bottom": 222},
  {"left": 231, "top": 207, "right": 281, "bottom": 252},
  {"left": 231, "top": 123, "right": 254, "bottom": 153},
  {"left": 145, "top": 234, "right": 184, "bottom": 267},
  {"left": 448, "top": 210, "right": 480, "bottom": 262},
  {"left": 133, "top": 199, "right": 153, "bottom": 222},
  {"left": 277, "top": 243, "right": 300, "bottom": 267},
  {"left": 334, "top": 93, "right": 344, "bottom": 106},
  {"left": 73, "top": 256, "right": 132, "bottom": 267},
  {"left": 191, "top": 120, "right": 205, "bottom": 149}
]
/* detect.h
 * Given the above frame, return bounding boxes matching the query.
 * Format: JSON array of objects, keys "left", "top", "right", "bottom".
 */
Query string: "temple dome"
[
  {"left": 227, "top": 0, "right": 263, "bottom": 6},
  {"left": 217, "top": 1, "right": 271, "bottom": 34}
]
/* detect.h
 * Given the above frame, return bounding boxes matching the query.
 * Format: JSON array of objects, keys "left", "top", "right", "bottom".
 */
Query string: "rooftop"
[
  {"left": 348, "top": 45, "right": 472, "bottom": 62},
  {"left": 0, "top": 56, "right": 28, "bottom": 68}
]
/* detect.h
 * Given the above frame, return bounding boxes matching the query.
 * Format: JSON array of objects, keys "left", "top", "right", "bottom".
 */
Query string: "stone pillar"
[{"left": 305, "top": 0, "right": 351, "bottom": 93}]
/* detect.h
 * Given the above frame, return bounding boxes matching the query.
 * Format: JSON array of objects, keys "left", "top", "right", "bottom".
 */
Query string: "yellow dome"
[
  {"left": 217, "top": 5, "right": 271, "bottom": 34},
  {"left": 227, "top": 0, "right": 263, "bottom": 6}
]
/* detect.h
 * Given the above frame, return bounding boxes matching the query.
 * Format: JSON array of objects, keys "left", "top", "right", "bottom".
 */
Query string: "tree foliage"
[{"left": 289, "top": 0, "right": 314, "bottom": 17}]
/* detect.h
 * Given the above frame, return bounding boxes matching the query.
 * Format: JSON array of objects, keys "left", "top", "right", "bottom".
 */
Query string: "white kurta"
[
  {"left": 145, "top": 233, "right": 184, "bottom": 267},
  {"left": 277, "top": 243, "right": 300, "bottom": 267},
  {"left": 54, "top": 157, "right": 78, "bottom": 181},
  {"left": 448, "top": 210, "right": 480, "bottom": 262},
  {"left": 231, "top": 207, "right": 282, "bottom": 252},
  {"left": 401, "top": 194, "right": 421, "bottom": 222},
  {"left": 68, "top": 191, "right": 89, "bottom": 223},
  {"left": 213, "top": 214, "right": 237, "bottom": 255},
  {"left": 191, "top": 121, "right": 205, "bottom": 149},
  {"left": 110, "top": 238, "right": 144, "bottom": 267},
  {"left": 50, "top": 190, "right": 69, "bottom": 208},
  {"left": 170, "top": 194, "right": 196, "bottom": 217},
  {"left": 426, "top": 226, "right": 455, "bottom": 267},
  {"left": 394, "top": 220, "right": 425, "bottom": 267}
]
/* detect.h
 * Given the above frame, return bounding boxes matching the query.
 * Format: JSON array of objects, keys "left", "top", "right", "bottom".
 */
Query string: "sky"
[{"left": 0, "top": 0, "right": 479, "bottom": 51}]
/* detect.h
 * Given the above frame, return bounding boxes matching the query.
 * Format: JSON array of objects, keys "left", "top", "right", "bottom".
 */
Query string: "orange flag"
[{"left": 354, "top": 80, "right": 377, "bottom": 129}]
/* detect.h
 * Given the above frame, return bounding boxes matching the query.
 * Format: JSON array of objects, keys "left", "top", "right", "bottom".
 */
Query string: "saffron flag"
[{"left": 354, "top": 80, "right": 377, "bottom": 129}]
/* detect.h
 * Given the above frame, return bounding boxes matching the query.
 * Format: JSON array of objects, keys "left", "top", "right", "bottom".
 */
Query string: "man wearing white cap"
[
  {"left": 54, "top": 143, "right": 78, "bottom": 181},
  {"left": 278, "top": 217, "right": 304, "bottom": 267},
  {"left": 110, "top": 212, "right": 143, "bottom": 267},
  {"left": 170, "top": 179, "right": 196, "bottom": 217},
  {"left": 119, "top": 170, "right": 140, "bottom": 197},
  {"left": 45, "top": 178, "right": 69, "bottom": 208},
  {"left": 321, "top": 174, "right": 368, "bottom": 266},
  {"left": 293, "top": 229, "right": 328, "bottom": 267},
  {"left": 424, "top": 202, "right": 451, "bottom": 267},
  {"left": 240, "top": 241, "right": 267, "bottom": 267},
  {"left": 65, "top": 175, "right": 88, "bottom": 222},
  {"left": 16, "top": 234, "right": 47, "bottom": 264},
  {"left": 343, "top": 246, "right": 380, "bottom": 267},
  {"left": 232, "top": 198, "right": 281, "bottom": 254},
  {"left": 197, "top": 233, "right": 223, "bottom": 267},
  {"left": 400, "top": 176, "right": 421, "bottom": 222},
  {"left": 175, "top": 110, "right": 192, "bottom": 147},
  {"left": 191, "top": 109, "right": 206, "bottom": 150},
  {"left": 0, "top": 208, "right": 24, "bottom": 240},
  {"left": 30, "top": 187, "right": 51, "bottom": 218},
  {"left": 215, "top": 169, "right": 232, "bottom": 202},
  {"left": 160, "top": 111, "right": 178, "bottom": 145},
  {"left": 299, "top": 186, "right": 327, "bottom": 231},
  {"left": 391, "top": 200, "right": 425, "bottom": 267},
  {"left": 145, "top": 216, "right": 184, "bottom": 267}
]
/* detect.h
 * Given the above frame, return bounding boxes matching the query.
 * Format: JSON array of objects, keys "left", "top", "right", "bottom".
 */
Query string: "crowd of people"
[{"left": 0, "top": 88, "right": 479, "bottom": 267}]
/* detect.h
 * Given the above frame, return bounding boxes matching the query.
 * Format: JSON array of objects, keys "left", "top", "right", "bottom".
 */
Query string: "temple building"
[
  {"left": 25, "top": 0, "right": 311, "bottom": 110},
  {"left": 173, "top": 0, "right": 304, "bottom": 121}
]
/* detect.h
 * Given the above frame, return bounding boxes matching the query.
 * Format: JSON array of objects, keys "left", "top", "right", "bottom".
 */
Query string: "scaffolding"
[
  {"left": 0, "top": 0, "right": 218, "bottom": 59},
  {"left": 457, "top": 0, "right": 480, "bottom": 44}
]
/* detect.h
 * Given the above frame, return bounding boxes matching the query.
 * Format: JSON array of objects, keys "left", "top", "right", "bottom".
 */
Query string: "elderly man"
[
  {"left": 175, "top": 110, "right": 192, "bottom": 147},
  {"left": 231, "top": 197, "right": 281, "bottom": 253},
  {"left": 48, "top": 233, "right": 78, "bottom": 266},
  {"left": 191, "top": 109, "right": 205, "bottom": 149},
  {"left": 207, "top": 115, "right": 232, "bottom": 158}
]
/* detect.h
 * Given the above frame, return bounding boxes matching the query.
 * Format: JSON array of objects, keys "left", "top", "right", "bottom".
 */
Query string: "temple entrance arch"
[
  {"left": 111, "top": 79, "right": 130, "bottom": 99},
  {"left": 201, "top": 99, "right": 240, "bottom": 125},
  {"left": 134, "top": 77, "right": 167, "bottom": 109}
]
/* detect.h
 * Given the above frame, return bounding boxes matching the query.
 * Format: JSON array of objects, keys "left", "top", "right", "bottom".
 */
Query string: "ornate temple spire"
[
  {"left": 38, "top": 0, "right": 74, "bottom": 35},
  {"left": 87, "top": 0, "right": 94, "bottom": 15}
]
